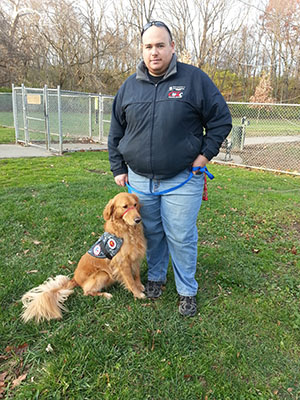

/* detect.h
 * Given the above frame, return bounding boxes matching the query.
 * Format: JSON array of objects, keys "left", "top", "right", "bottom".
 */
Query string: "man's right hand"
[{"left": 114, "top": 174, "right": 128, "bottom": 187}]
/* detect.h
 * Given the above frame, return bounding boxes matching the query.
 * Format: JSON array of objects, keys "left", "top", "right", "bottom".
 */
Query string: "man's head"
[{"left": 141, "top": 21, "right": 175, "bottom": 77}]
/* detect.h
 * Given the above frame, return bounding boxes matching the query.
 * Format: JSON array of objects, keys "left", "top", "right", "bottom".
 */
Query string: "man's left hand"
[{"left": 192, "top": 155, "right": 209, "bottom": 174}]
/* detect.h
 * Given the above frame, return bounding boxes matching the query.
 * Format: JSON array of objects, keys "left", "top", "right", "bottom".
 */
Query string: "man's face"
[{"left": 142, "top": 26, "right": 175, "bottom": 76}]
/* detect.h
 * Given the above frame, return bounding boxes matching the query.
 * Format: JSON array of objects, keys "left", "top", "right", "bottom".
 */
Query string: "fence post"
[
  {"left": 89, "top": 95, "right": 92, "bottom": 139},
  {"left": 12, "top": 84, "right": 19, "bottom": 144},
  {"left": 57, "top": 85, "right": 63, "bottom": 154},
  {"left": 99, "top": 93, "right": 104, "bottom": 142},
  {"left": 44, "top": 85, "right": 50, "bottom": 150},
  {"left": 21, "top": 84, "right": 29, "bottom": 145}
]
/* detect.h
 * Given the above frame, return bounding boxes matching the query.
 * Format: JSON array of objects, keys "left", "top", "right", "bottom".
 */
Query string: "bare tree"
[
  {"left": 0, "top": 0, "right": 299, "bottom": 101},
  {"left": 0, "top": 0, "right": 43, "bottom": 86},
  {"left": 249, "top": 70, "right": 276, "bottom": 121},
  {"left": 262, "top": 0, "right": 300, "bottom": 102},
  {"left": 128, "top": 0, "right": 157, "bottom": 30}
]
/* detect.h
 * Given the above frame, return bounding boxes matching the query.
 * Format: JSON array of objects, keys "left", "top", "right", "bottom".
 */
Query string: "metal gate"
[
  {"left": 12, "top": 84, "right": 113, "bottom": 154},
  {"left": 12, "top": 84, "right": 63, "bottom": 153}
]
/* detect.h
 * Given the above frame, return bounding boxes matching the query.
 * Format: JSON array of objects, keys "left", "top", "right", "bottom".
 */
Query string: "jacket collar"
[{"left": 136, "top": 54, "right": 177, "bottom": 82}]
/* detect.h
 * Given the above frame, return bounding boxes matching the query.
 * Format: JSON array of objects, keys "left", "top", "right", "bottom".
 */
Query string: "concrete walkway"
[
  {"left": 0, "top": 144, "right": 54, "bottom": 159},
  {"left": 0, "top": 142, "right": 108, "bottom": 159},
  {"left": 245, "top": 135, "right": 300, "bottom": 145}
]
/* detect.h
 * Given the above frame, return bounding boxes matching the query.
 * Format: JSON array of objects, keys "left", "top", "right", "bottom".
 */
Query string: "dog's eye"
[
  {"left": 122, "top": 205, "right": 128, "bottom": 209},
  {"left": 134, "top": 203, "right": 137, "bottom": 207}
]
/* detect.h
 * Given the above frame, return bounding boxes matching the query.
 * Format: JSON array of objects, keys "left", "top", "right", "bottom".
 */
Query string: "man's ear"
[{"left": 171, "top": 40, "right": 175, "bottom": 53}]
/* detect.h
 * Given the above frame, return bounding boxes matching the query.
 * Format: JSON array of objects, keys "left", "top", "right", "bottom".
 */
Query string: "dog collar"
[
  {"left": 88, "top": 232, "right": 123, "bottom": 259},
  {"left": 121, "top": 206, "right": 136, "bottom": 217}
]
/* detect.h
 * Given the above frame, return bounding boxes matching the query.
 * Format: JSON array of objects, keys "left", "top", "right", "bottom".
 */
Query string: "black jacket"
[{"left": 108, "top": 55, "right": 232, "bottom": 179}]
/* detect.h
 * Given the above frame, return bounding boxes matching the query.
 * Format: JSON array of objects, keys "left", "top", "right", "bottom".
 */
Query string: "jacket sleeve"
[
  {"left": 199, "top": 74, "right": 232, "bottom": 161},
  {"left": 108, "top": 88, "right": 128, "bottom": 177}
]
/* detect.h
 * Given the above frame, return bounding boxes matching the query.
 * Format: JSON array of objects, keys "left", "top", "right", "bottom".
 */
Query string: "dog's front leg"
[
  {"left": 118, "top": 264, "right": 145, "bottom": 299},
  {"left": 133, "top": 264, "right": 145, "bottom": 292}
]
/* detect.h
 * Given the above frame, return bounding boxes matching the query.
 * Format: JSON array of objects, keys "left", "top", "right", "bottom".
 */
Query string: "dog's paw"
[
  {"left": 96, "top": 292, "right": 112, "bottom": 299},
  {"left": 135, "top": 292, "right": 146, "bottom": 299},
  {"left": 137, "top": 284, "right": 145, "bottom": 292}
]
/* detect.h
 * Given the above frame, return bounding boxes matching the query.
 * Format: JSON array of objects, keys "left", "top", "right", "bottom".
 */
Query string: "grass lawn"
[
  {"left": 0, "top": 112, "right": 14, "bottom": 128},
  {"left": 230, "top": 118, "right": 300, "bottom": 137},
  {"left": 0, "top": 152, "right": 299, "bottom": 399},
  {"left": 0, "top": 126, "right": 15, "bottom": 144}
]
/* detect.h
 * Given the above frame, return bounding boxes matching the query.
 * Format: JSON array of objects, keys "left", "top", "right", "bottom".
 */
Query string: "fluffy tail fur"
[{"left": 21, "top": 275, "right": 77, "bottom": 323}]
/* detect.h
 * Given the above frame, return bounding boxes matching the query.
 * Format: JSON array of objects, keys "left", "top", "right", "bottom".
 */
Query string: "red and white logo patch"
[
  {"left": 108, "top": 239, "right": 117, "bottom": 250},
  {"left": 168, "top": 86, "right": 185, "bottom": 98}
]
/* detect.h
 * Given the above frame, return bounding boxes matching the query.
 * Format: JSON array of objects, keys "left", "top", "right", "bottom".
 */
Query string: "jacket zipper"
[{"left": 149, "top": 83, "right": 159, "bottom": 179}]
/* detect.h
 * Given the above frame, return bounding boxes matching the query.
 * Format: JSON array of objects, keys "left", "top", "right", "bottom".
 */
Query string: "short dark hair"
[{"left": 141, "top": 21, "right": 173, "bottom": 42}]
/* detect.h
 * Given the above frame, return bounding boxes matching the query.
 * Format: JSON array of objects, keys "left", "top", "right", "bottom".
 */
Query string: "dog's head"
[{"left": 103, "top": 193, "right": 142, "bottom": 226}]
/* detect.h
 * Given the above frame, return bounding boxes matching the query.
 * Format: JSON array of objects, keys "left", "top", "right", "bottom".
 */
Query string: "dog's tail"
[{"left": 21, "top": 275, "right": 78, "bottom": 323}]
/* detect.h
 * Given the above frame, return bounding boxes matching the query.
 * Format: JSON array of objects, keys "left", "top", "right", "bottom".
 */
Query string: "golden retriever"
[{"left": 21, "top": 193, "right": 146, "bottom": 323}]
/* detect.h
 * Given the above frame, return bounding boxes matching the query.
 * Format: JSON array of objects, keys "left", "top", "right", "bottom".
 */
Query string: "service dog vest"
[{"left": 88, "top": 232, "right": 123, "bottom": 259}]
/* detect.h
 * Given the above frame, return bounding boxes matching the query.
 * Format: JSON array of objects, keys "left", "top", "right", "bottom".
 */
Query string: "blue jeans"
[{"left": 128, "top": 167, "right": 204, "bottom": 296}]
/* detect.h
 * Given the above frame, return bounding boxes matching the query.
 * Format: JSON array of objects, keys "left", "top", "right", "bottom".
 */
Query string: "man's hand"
[
  {"left": 192, "top": 155, "right": 209, "bottom": 174},
  {"left": 114, "top": 174, "right": 128, "bottom": 187}
]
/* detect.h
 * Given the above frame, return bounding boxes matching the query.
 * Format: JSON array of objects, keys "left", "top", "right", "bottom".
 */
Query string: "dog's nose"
[{"left": 134, "top": 217, "right": 142, "bottom": 224}]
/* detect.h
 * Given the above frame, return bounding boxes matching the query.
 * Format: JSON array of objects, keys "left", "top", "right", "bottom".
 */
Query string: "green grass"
[
  {"left": 0, "top": 111, "right": 14, "bottom": 128},
  {"left": 0, "top": 152, "right": 299, "bottom": 399},
  {"left": 0, "top": 126, "right": 15, "bottom": 144},
  {"left": 231, "top": 118, "right": 300, "bottom": 137}
]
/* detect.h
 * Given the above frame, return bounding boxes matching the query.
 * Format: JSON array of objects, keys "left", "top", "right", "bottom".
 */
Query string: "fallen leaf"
[
  {"left": 24, "top": 249, "right": 30, "bottom": 255},
  {"left": 12, "top": 373, "right": 27, "bottom": 389},
  {"left": 33, "top": 240, "right": 42, "bottom": 245},
  {"left": 291, "top": 247, "right": 297, "bottom": 255},
  {"left": 26, "top": 270, "right": 38, "bottom": 274},
  {"left": 0, "top": 372, "right": 7, "bottom": 383},
  {"left": 15, "top": 343, "right": 29, "bottom": 355}
]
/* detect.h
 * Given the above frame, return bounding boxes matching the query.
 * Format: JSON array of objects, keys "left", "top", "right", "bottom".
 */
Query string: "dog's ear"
[
  {"left": 103, "top": 198, "right": 114, "bottom": 221},
  {"left": 131, "top": 194, "right": 140, "bottom": 210}
]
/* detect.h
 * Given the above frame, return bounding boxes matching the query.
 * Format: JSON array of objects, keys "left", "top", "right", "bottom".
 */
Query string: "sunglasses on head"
[{"left": 141, "top": 21, "right": 173, "bottom": 41}]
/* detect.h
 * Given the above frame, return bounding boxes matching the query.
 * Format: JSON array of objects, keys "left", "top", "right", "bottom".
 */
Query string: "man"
[{"left": 108, "top": 21, "right": 232, "bottom": 316}]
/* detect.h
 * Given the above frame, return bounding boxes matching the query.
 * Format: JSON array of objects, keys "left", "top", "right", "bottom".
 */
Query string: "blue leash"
[{"left": 126, "top": 166, "right": 214, "bottom": 196}]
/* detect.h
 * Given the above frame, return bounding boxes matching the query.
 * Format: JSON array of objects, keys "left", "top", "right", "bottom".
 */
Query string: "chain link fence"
[
  {"left": 0, "top": 92, "right": 14, "bottom": 127},
  {"left": 10, "top": 85, "right": 113, "bottom": 153},
  {"left": 224, "top": 102, "right": 300, "bottom": 174},
  {"left": 1, "top": 87, "right": 299, "bottom": 174}
]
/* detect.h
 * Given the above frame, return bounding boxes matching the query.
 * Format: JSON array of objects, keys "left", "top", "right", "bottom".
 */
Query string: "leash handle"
[{"left": 192, "top": 166, "right": 214, "bottom": 180}]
